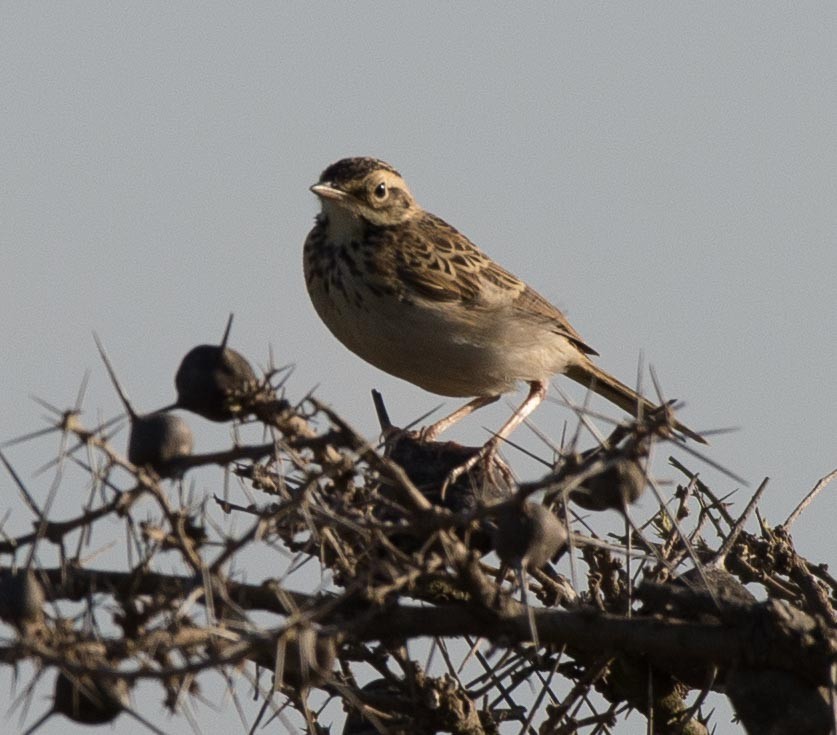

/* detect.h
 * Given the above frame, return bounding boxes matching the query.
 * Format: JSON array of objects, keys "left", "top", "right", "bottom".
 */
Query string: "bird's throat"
[{"left": 321, "top": 202, "right": 365, "bottom": 248}]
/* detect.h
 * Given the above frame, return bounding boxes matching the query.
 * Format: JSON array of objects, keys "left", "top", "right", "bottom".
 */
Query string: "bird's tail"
[{"left": 565, "top": 360, "right": 706, "bottom": 444}]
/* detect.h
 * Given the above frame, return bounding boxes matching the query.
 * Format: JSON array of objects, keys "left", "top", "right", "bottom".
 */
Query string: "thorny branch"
[{"left": 0, "top": 344, "right": 834, "bottom": 735}]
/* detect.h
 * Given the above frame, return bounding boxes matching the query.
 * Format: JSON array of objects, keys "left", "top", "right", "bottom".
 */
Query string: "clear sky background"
[{"left": 1, "top": 4, "right": 835, "bottom": 734}]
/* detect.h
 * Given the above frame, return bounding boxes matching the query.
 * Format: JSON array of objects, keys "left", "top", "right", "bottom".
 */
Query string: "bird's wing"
[{"left": 386, "top": 213, "right": 598, "bottom": 356}]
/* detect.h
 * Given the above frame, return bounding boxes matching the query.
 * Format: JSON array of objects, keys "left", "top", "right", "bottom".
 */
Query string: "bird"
[{"left": 303, "top": 156, "right": 704, "bottom": 457}]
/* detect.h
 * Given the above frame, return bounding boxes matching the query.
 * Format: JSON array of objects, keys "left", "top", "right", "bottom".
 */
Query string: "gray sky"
[{"left": 1, "top": 4, "right": 835, "bottom": 734}]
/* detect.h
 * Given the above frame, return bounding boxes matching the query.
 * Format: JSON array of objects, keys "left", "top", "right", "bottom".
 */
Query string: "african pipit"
[{"left": 303, "top": 157, "right": 703, "bottom": 453}]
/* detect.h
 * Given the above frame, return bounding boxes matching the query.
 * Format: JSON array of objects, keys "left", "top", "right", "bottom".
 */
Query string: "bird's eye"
[{"left": 373, "top": 182, "right": 388, "bottom": 200}]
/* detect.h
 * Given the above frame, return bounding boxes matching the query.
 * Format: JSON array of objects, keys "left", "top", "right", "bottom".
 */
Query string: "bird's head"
[{"left": 310, "top": 157, "right": 418, "bottom": 227}]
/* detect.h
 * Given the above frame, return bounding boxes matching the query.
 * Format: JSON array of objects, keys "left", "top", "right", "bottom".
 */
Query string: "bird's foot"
[
  {"left": 439, "top": 439, "right": 511, "bottom": 500},
  {"left": 415, "top": 424, "right": 439, "bottom": 443}
]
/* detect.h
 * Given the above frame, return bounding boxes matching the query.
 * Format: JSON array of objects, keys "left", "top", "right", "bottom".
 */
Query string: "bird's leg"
[
  {"left": 489, "top": 380, "right": 548, "bottom": 447},
  {"left": 421, "top": 395, "right": 500, "bottom": 441},
  {"left": 441, "top": 381, "right": 548, "bottom": 494}
]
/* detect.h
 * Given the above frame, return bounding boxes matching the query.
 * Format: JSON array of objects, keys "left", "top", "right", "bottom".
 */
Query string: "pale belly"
[{"left": 306, "top": 275, "right": 580, "bottom": 398}]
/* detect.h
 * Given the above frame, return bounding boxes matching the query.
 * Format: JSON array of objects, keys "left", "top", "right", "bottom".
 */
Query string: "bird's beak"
[{"left": 310, "top": 183, "right": 348, "bottom": 202}]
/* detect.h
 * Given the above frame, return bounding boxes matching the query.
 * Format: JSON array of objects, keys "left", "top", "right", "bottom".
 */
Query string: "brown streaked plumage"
[{"left": 303, "top": 156, "right": 704, "bottom": 447}]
